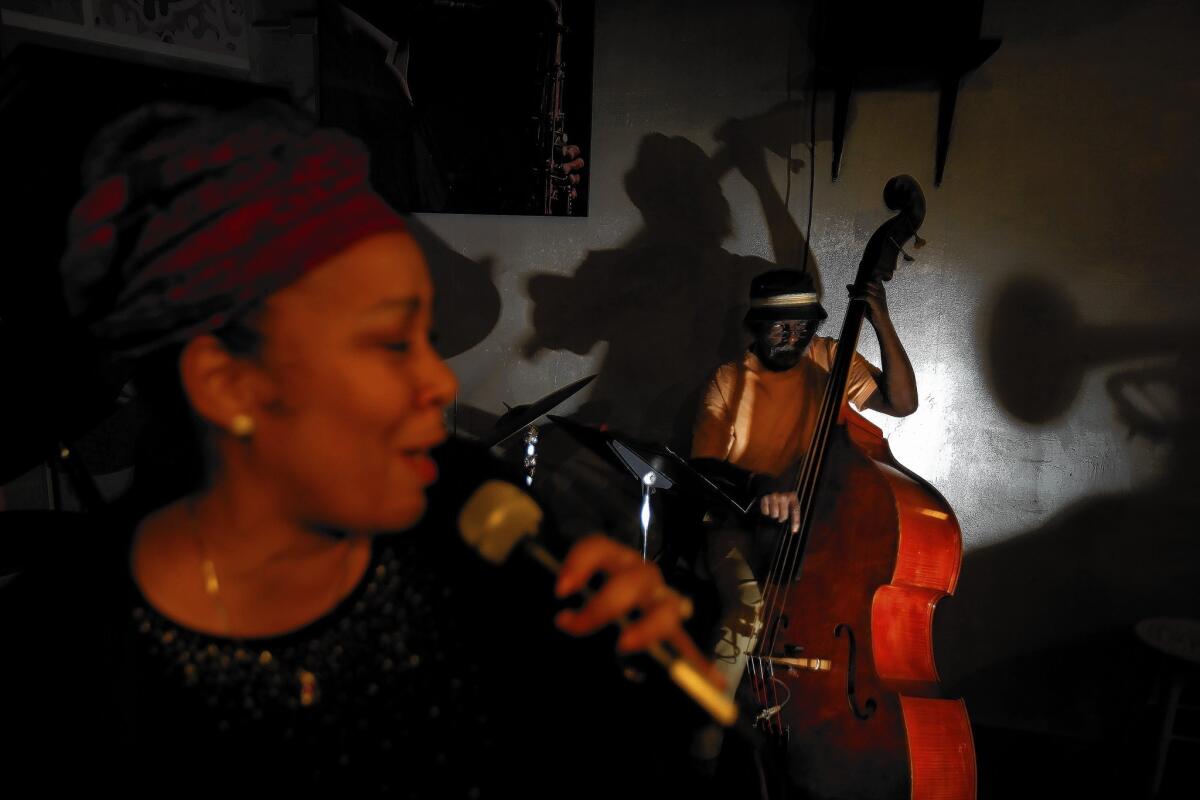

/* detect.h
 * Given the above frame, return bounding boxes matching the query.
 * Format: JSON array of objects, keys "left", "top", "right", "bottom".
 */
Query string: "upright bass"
[{"left": 748, "top": 176, "right": 975, "bottom": 799}]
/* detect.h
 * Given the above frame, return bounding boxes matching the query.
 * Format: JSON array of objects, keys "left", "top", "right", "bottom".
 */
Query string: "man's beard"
[{"left": 755, "top": 337, "right": 812, "bottom": 371}]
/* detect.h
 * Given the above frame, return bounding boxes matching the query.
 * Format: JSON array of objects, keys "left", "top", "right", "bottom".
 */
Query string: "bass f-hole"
[{"left": 834, "top": 623, "right": 877, "bottom": 721}]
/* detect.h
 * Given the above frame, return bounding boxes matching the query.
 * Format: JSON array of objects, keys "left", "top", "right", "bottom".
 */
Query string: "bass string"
[
  {"left": 749, "top": 326, "right": 850, "bottom": 732},
  {"left": 756, "top": 302, "right": 863, "bottom": 660}
]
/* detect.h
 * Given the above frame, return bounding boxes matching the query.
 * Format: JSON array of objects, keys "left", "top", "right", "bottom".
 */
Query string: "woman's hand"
[{"left": 553, "top": 535, "right": 723, "bottom": 688}]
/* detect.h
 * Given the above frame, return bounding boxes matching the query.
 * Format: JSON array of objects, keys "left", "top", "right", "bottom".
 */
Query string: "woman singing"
[{"left": 0, "top": 101, "right": 712, "bottom": 797}]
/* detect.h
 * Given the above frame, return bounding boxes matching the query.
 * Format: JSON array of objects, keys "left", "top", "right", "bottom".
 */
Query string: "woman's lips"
[{"left": 401, "top": 450, "right": 439, "bottom": 485}]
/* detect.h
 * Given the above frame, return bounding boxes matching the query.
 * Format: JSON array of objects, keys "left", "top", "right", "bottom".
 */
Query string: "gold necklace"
[
  {"left": 189, "top": 500, "right": 357, "bottom": 638},
  {"left": 190, "top": 503, "right": 235, "bottom": 637},
  {"left": 188, "top": 503, "right": 359, "bottom": 708}
]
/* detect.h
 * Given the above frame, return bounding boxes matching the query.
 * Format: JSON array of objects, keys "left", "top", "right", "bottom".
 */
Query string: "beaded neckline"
[{"left": 128, "top": 544, "right": 409, "bottom": 710}]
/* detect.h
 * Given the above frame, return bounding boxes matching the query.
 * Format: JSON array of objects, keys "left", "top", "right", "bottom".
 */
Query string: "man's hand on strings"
[{"left": 759, "top": 491, "right": 802, "bottom": 534}]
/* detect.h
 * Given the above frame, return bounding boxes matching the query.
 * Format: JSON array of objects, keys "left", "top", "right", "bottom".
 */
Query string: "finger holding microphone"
[
  {"left": 555, "top": 535, "right": 712, "bottom": 679},
  {"left": 458, "top": 480, "right": 738, "bottom": 727}
]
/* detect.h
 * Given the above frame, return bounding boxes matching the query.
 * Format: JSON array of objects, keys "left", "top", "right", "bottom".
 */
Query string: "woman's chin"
[
  {"left": 329, "top": 496, "right": 428, "bottom": 536},
  {"left": 385, "top": 496, "right": 430, "bottom": 532}
]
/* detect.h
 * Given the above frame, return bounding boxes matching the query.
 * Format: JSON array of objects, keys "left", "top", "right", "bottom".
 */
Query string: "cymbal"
[
  {"left": 480, "top": 374, "right": 596, "bottom": 448},
  {"left": 547, "top": 415, "right": 752, "bottom": 515}
]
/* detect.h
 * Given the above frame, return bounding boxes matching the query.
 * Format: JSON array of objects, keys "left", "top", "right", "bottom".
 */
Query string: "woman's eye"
[{"left": 385, "top": 341, "right": 411, "bottom": 354}]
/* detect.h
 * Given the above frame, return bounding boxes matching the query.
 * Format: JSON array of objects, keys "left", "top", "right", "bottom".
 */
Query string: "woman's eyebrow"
[{"left": 363, "top": 296, "right": 421, "bottom": 320}]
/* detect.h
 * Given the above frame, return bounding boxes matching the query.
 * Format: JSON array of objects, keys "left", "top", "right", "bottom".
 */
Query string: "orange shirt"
[{"left": 691, "top": 336, "right": 881, "bottom": 477}]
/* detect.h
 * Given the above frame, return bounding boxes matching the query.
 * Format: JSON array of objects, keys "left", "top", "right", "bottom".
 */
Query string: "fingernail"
[{"left": 679, "top": 597, "right": 695, "bottom": 621}]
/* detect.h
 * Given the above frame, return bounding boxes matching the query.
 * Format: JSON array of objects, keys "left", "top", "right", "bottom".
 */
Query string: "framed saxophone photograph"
[
  {"left": 317, "top": 0, "right": 595, "bottom": 217},
  {"left": 0, "top": 0, "right": 249, "bottom": 71}
]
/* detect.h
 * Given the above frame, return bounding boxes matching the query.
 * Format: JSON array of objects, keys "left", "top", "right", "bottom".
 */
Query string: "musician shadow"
[
  {"left": 517, "top": 127, "right": 817, "bottom": 565},
  {"left": 524, "top": 132, "right": 769, "bottom": 449},
  {"left": 936, "top": 274, "right": 1200, "bottom": 797}
]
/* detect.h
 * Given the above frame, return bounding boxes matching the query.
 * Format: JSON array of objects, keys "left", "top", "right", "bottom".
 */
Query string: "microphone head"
[{"left": 457, "top": 480, "right": 543, "bottom": 565}]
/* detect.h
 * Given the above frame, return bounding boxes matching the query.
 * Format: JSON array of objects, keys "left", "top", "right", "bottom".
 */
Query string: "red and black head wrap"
[{"left": 60, "top": 100, "right": 407, "bottom": 363}]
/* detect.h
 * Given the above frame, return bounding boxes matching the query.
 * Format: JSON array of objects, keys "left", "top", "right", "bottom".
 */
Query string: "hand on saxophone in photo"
[{"left": 559, "top": 144, "right": 585, "bottom": 200}]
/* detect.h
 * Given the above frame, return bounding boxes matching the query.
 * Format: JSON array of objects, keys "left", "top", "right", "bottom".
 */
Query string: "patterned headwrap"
[{"left": 60, "top": 100, "right": 407, "bottom": 363}]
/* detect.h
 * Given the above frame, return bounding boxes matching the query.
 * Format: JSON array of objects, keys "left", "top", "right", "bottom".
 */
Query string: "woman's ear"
[{"left": 178, "top": 334, "right": 264, "bottom": 435}]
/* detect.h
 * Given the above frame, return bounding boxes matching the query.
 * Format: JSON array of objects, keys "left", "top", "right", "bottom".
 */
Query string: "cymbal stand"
[
  {"left": 522, "top": 426, "right": 539, "bottom": 487},
  {"left": 639, "top": 472, "right": 657, "bottom": 561}
]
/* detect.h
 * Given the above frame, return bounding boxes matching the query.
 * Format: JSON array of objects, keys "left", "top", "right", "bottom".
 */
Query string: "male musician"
[{"left": 689, "top": 267, "right": 918, "bottom": 764}]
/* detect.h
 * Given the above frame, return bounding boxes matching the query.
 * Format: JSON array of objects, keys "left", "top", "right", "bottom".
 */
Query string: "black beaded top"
[
  {"left": 127, "top": 537, "right": 496, "bottom": 797},
  {"left": 1, "top": 507, "right": 692, "bottom": 798}
]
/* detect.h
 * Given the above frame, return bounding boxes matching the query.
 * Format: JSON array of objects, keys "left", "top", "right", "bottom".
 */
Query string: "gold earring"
[{"left": 230, "top": 414, "right": 256, "bottom": 438}]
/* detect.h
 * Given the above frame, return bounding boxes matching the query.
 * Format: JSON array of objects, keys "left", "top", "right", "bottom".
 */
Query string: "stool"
[{"left": 1136, "top": 617, "right": 1200, "bottom": 798}]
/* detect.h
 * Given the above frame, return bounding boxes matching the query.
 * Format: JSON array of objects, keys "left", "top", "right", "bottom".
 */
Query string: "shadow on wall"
[
  {"left": 523, "top": 132, "right": 750, "bottom": 450},
  {"left": 936, "top": 274, "right": 1200, "bottom": 787},
  {"left": 405, "top": 217, "right": 501, "bottom": 361},
  {"left": 523, "top": 123, "right": 818, "bottom": 451},
  {"left": 509, "top": 120, "right": 823, "bottom": 550}
]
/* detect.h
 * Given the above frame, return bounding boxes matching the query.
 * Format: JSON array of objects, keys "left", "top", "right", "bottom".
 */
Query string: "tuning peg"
[{"left": 889, "top": 237, "right": 916, "bottom": 262}]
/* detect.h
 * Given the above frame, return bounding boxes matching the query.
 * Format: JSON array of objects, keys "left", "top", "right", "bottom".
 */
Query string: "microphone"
[{"left": 458, "top": 480, "right": 738, "bottom": 727}]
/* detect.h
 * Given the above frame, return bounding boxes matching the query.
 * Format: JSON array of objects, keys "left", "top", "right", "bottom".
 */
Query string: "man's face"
[{"left": 753, "top": 319, "right": 819, "bottom": 371}]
